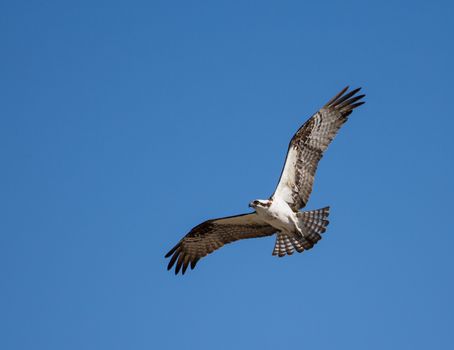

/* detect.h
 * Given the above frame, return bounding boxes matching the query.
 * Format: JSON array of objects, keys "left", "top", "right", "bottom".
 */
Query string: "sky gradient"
[{"left": 1, "top": 1, "right": 454, "bottom": 349}]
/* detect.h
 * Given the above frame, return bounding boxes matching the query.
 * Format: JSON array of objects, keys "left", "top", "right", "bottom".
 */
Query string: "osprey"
[{"left": 165, "top": 86, "right": 365, "bottom": 274}]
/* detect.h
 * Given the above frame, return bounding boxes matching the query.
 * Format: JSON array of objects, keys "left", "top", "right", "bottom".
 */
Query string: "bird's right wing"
[
  {"left": 271, "top": 87, "right": 365, "bottom": 211},
  {"left": 165, "top": 213, "right": 275, "bottom": 274}
]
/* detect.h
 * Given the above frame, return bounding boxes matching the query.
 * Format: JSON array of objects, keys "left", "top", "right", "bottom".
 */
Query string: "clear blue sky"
[{"left": 1, "top": 1, "right": 453, "bottom": 349}]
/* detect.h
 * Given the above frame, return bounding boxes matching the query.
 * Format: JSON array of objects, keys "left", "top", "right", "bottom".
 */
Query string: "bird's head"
[{"left": 249, "top": 199, "right": 272, "bottom": 209}]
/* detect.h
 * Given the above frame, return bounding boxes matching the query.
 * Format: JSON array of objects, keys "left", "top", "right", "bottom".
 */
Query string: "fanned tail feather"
[
  {"left": 272, "top": 206, "right": 330, "bottom": 257},
  {"left": 272, "top": 234, "right": 306, "bottom": 257},
  {"left": 272, "top": 234, "right": 291, "bottom": 257},
  {"left": 298, "top": 206, "right": 330, "bottom": 244}
]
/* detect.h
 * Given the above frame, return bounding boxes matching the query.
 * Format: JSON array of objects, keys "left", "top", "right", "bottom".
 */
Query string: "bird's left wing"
[
  {"left": 165, "top": 213, "right": 275, "bottom": 275},
  {"left": 271, "top": 87, "right": 365, "bottom": 211}
]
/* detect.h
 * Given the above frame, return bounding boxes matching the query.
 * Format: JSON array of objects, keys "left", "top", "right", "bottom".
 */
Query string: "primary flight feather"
[{"left": 165, "top": 86, "right": 365, "bottom": 274}]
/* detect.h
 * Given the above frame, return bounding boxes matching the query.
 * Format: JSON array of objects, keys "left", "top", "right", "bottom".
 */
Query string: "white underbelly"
[
  {"left": 256, "top": 203, "right": 297, "bottom": 233},
  {"left": 266, "top": 215, "right": 295, "bottom": 232}
]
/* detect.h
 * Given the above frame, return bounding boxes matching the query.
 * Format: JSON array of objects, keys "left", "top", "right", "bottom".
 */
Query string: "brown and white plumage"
[
  {"left": 272, "top": 206, "right": 331, "bottom": 257},
  {"left": 165, "top": 214, "right": 275, "bottom": 274},
  {"left": 165, "top": 86, "right": 365, "bottom": 275},
  {"left": 272, "top": 86, "right": 365, "bottom": 211}
]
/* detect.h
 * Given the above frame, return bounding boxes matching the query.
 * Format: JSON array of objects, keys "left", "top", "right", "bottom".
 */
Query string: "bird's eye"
[{"left": 253, "top": 200, "right": 259, "bottom": 205}]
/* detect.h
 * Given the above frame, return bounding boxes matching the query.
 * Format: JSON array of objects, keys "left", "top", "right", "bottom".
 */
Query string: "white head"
[{"left": 249, "top": 199, "right": 272, "bottom": 210}]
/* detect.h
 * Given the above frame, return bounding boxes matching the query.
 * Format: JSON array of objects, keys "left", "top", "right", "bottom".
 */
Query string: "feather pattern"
[
  {"left": 272, "top": 207, "right": 330, "bottom": 257},
  {"left": 271, "top": 87, "right": 365, "bottom": 211},
  {"left": 164, "top": 87, "right": 365, "bottom": 274},
  {"left": 165, "top": 213, "right": 275, "bottom": 274}
]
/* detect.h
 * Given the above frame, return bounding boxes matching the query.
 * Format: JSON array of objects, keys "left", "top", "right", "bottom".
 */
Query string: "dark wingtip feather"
[
  {"left": 165, "top": 243, "right": 179, "bottom": 258},
  {"left": 324, "top": 86, "right": 349, "bottom": 107},
  {"left": 190, "top": 258, "right": 199, "bottom": 270},
  {"left": 329, "top": 87, "right": 366, "bottom": 115},
  {"left": 332, "top": 87, "right": 361, "bottom": 107},
  {"left": 350, "top": 101, "right": 365, "bottom": 109},
  {"left": 175, "top": 254, "right": 184, "bottom": 275},
  {"left": 182, "top": 258, "right": 190, "bottom": 274},
  {"left": 338, "top": 94, "right": 365, "bottom": 109},
  {"left": 167, "top": 248, "right": 180, "bottom": 271}
]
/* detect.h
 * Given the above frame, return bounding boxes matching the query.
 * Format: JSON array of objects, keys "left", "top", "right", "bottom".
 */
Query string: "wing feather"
[
  {"left": 165, "top": 213, "right": 275, "bottom": 275},
  {"left": 271, "top": 87, "right": 365, "bottom": 210}
]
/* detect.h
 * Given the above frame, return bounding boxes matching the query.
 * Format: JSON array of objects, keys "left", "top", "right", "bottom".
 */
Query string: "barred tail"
[
  {"left": 298, "top": 206, "right": 330, "bottom": 247},
  {"left": 272, "top": 206, "right": 330, "bottom": 257}
]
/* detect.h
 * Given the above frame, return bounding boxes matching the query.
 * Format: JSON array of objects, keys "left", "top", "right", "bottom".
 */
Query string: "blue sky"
[{"left": 1, "top": 0, "right": 453, "bottom": 349}]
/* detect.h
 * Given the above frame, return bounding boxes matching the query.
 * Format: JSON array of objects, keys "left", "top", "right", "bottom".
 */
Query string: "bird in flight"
[{"left": 165, "top": 86, "right": 365, "bottom": 274}]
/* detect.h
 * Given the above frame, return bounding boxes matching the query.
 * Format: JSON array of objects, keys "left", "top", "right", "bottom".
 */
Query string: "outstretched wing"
[
  {"left": 165, "top": 213, "right": 275, "bottom": 275},
  {"left": 271, "top": 86, "right": 365, "bottom": 211}
]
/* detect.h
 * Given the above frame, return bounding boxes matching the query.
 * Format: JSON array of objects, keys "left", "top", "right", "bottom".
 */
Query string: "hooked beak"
[{"left": 249, "top": 202, "right": 255, "bottom": 208}]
